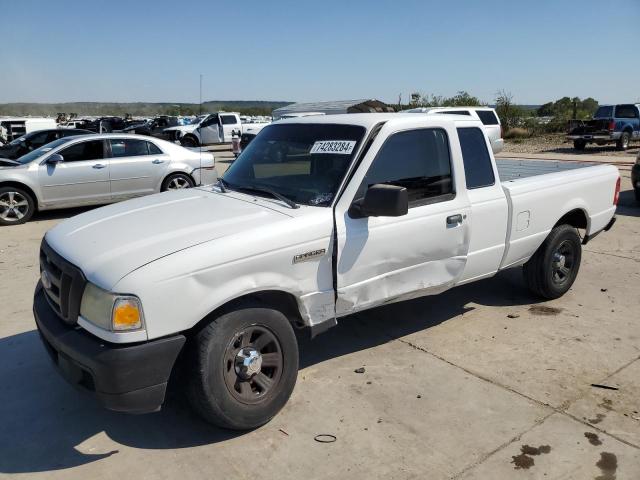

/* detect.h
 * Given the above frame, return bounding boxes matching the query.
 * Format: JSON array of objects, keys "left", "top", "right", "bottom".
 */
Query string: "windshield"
[
  {"left": 222, "top": 123, "right": 365, "bottom": 206},
  {"left": 15, "top": 137, "right": 74, "bottom": 164}
]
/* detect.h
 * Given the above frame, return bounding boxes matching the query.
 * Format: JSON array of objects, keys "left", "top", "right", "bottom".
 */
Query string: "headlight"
[{"left": 80, "top": 283, "right": 145, "bottom": 332}]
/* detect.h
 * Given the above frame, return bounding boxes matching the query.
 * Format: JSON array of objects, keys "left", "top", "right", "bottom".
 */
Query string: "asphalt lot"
[{"left": 0, "top": 153, "right": 638, "bottom": 479}]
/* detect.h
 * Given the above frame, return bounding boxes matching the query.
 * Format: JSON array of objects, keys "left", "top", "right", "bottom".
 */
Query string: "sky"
[{"left": 1, "top": 0, "right": 639, "bottom": 105}]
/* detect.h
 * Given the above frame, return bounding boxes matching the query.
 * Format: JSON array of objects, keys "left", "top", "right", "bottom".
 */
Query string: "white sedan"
[{"left": 0, "top": 133, "right": 216, "bottom": 225}]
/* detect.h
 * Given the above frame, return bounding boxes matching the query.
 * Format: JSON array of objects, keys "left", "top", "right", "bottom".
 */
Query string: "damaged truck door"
[{"left": 335, "top": 123, "right": 471, "bottom": 314}]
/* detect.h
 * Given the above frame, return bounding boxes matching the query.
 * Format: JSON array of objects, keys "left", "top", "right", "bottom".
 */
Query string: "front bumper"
[{"left": 33, "top": 283, "right": 185, "bottom": 414}]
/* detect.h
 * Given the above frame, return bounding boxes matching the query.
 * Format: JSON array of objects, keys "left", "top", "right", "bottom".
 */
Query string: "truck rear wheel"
[
  {"left": 523, "top": 224, "right": 582, "bottom": 299},
  {"left": 573, "top": 139, "right": 586, "bottom": 151},
  {"left": 616, "top": 132, "right": 630, "bottom": 151},
  {"left": 186, "top": 301, "right": 298, "bottom": 430}
]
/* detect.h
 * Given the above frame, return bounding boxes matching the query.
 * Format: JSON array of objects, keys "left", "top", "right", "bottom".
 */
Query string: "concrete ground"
[{"left": 0, "top": 153, "right": 638, "bottom": 479}]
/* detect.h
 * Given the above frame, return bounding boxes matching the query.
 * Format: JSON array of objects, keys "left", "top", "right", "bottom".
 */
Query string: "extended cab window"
[
  {"left": 476, "top": 110, "right": 499, "bottom": 125},
  {"left": 221, "top": 115, "right": 238, "bottom": 125},
  {"left": 615, "top": 105, "right": 639, "bottom": 119},
  {"left": 359, "top": 128, "right": 453, "bottom": 207},
  {"left": 109, "top": 139, "right": 150, "bottom": 157},
  {"left": 59, "top": 140, "right": 105, "bottom": 161},
  {"left": 458, "top": 127, "right": 495, "bottom": 189}
]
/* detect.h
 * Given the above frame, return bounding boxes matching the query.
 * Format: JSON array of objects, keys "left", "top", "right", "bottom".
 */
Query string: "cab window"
[{"left": 357, "top": 128, "right": 453, "bottom": 207}]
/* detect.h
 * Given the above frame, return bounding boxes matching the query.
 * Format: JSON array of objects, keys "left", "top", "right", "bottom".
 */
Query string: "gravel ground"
[{"left": 503, "top": 133, "right": 640, "bottom": 158}]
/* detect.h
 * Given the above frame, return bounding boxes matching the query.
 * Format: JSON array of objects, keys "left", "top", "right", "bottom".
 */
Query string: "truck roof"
[{"left": 277, "top": 112, "right": 481, "bottom": 128}]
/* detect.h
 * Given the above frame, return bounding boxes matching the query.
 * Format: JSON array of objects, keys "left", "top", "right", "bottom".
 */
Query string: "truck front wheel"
[
  {"left": 186, "top": 301, "right": 299, "bottom": 430},
  {"left": 181, "top": 135, "right": 199, "bottom": 148},
  {"left": 616, "top": 132, "right": 631, "bottom": 151},
  {"left": 573, "top": 139, "right": 586, "bottom": 151},
  {"left": 523, "top": 224, "right": 582, "bottom": 300}
]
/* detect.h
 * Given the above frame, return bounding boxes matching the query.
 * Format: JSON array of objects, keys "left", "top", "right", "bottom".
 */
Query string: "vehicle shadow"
[
  {"left": 31, "top": 206, "right": 95, "bottom": 222},
  {"left": 616, "top": 189, "right": 640, "bottom": 218},
  {"left": 0, "top": 268, "right": 538, "bottom": 474},
  {"left": 541, "top": 145, "right": 639, "bottom": 157}
]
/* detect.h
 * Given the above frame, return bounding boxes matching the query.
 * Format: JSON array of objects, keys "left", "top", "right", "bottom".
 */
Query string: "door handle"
[
  {"left": 92, "top": 164, "right": 106, "bottom": 169},
  {"left": 152, "top": 159, "right": 165, "bottom": 164},
  {"left": 446, "top": 214, "right": 463, "bottom": 225}
]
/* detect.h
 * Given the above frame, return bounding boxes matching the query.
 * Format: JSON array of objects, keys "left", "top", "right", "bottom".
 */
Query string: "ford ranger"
[{"left": 33, "top": 114, "right": 619, "bottom": 430}]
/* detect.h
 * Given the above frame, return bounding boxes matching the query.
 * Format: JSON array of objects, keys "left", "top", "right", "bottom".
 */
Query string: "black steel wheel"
[
  {"left": 223, "top": 325, "right": 283, "bottom": 405},
  {"left": 524, "top": 224, "right": 582, "bottom": 299},
  {"left": 187, "top": 301, "right": 298, "bottom": 430}
]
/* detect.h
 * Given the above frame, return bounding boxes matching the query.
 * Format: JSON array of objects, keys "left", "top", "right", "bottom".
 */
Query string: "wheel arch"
[
  {"left": 186, "top": 290, "right": 305, "bottom": 338},
  {"left": 554, "top": 207, "right": 589, "bottom": 231}
]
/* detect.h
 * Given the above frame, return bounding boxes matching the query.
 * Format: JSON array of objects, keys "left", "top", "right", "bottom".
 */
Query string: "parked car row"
[{"left": 0, "top": 134, "right": 216, "bottom": 226}]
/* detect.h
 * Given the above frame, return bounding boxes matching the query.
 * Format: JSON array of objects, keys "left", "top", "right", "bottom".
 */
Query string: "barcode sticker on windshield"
[{"left": 310, "top": 140, "right": 356, "bottom": 155}]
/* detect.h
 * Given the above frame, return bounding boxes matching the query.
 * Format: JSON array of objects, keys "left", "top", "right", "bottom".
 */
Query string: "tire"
[
  {"left": 0, "top": 186, "right": 36, "bottom": 226},
  {"left": 161, "top": 173, "right": 195, "bottom": 191},
  {"left": 573, "top": 139, "right": 586, "bottom": 151},
  {"left": 523, "top": 224, "right": 582, "bottom": 299},
  {"left": 635, "top": 187, "right": 640, "bottom": 203},
  {"left": 186, "top": 301, "right": 299, "bottom": 430},
  {"left": 616, "top": 131, "right": 630, "bottom": 151},
  {"left": 180, "top": 135, "right": 199, "bottom": 148}
]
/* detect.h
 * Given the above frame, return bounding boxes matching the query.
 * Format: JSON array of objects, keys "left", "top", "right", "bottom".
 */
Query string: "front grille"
[{"left": 39, "top": 240, "right": 87, "bottom": 325}]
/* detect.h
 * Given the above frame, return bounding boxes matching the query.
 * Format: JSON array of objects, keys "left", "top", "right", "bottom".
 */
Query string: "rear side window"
[
  {"left": 359, "top": 128, "right": 453, "bottom": 207},
  {"left": 476, "top": 110, "right": 499, "bottom": 125},
  {"left": 594, "top": 106, "right": 614, "bottom": 118},
  {"left": 221, "top": 115, "right": 238, "bottom": 125},
  {"left": 109, "top": 139, "right": 150, "bottom": 157},
  {"left": 615, "top": 105, "right": 639, "bottom": 119},
  {"left": 457, "top": 127, "right": 495, "bottom": 189},
  {"left": 147, "top": 142, "right": 163, "bottom": 155},
  {"left": 437, "top": 110, "right": 471, "bottom": 116},
  {"left": 59, "top": 140, "right": 105, "bottom": 161}
]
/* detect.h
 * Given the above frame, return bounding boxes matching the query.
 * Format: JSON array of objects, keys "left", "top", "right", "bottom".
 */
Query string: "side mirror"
[
  {"left": 349, "top": 184, "right": 408, "bottom": 218},
  {"left": 46, "top": 153, "right": 64, "bottom": 164}
]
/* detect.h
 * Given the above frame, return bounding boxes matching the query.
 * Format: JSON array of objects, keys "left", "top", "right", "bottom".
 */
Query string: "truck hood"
[
  {"left": 164, "top": 124, "right": 198, "bottom": 133},
  {"left": 45, "top": 189, "right": 290, "bottom": 289}
]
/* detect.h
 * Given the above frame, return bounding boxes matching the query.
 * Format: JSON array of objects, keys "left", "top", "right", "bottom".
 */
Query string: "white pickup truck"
[
  {"left": 163, "top": 112, "right": 242, "bottom": 147},
  {"left": 33, "top": 113, "right": 619, "bottom": 430}
]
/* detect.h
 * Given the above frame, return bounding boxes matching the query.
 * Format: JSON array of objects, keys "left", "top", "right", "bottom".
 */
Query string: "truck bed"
[{"left": 496, "top": 158, "right": 595, "bottom": 182}]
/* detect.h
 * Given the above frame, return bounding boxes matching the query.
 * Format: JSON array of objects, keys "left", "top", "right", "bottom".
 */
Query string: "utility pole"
[{"left": 199, "top": 74, "right": 203, "bottom": 116}]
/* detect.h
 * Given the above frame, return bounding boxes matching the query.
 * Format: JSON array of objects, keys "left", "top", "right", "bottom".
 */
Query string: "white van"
[
  {"left": 404, "top": 107, "right": 504, "bottom": 154},
  {"left": 0, "top": 117, "right": 58, "bottom": 143}
]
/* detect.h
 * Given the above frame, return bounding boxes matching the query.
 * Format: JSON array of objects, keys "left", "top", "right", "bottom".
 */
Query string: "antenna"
[{"left": 199, "top": 74, "right": 203, "bottom": 116}]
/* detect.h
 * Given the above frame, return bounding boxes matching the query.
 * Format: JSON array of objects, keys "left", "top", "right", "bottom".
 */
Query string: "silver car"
[{"left": 0, "top": 134, "right": 216, "bottom": 225}]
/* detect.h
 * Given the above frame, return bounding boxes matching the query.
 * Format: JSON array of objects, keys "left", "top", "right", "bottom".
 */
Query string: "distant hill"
[{"left": 0, "top": 100, "right": 292, "bottom": 117}]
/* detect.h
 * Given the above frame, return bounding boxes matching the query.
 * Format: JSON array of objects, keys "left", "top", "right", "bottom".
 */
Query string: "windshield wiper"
[
  {"left": 217, "top": 177, "right": 228, "bottom": 192},
  {"left": 227, "top": 182, "right": 299, "bottom": 209}
]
